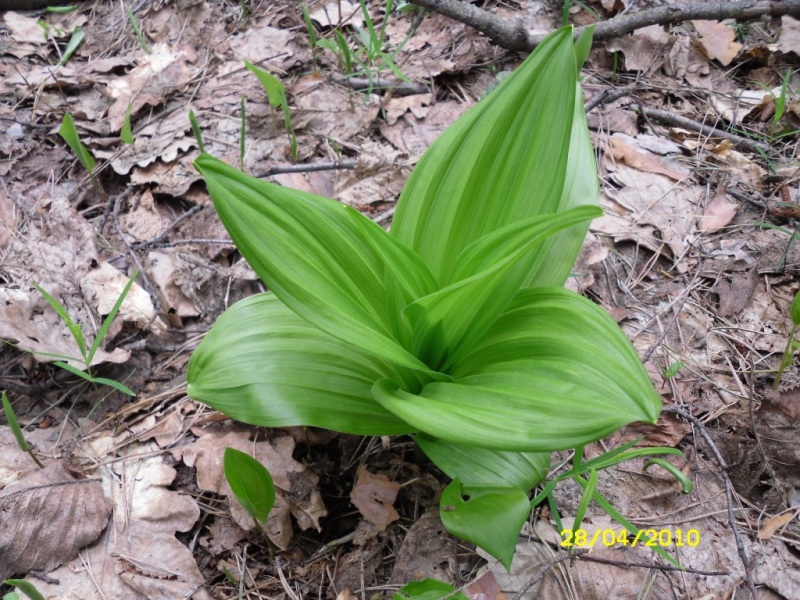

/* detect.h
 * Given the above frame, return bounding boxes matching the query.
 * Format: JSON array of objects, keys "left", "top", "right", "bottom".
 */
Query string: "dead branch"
[
  {"left": 662, "top": 405, "right": 759, "bottom": 599},
  {"left": 408, "top": 0, "right": 800, "bottom": 52},
  {"left": 638, "top": 106, "right": 771, "bottom": 154}
]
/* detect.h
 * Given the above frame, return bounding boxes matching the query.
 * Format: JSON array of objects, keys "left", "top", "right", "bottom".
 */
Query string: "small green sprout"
[
  {"left": 28, "top": 270, "right": 139, "bottom": 396},
  {"left": 244, "top": 61, "right": 297, "bottom": 161},
  {"left": 393, "top": 579, "right": 468, "bottom": 600},
  {"left": 2, "top": 392, "right": 44, "bottom": 469},
  {"left": 58, "top": 27, "right": 84, "bottom": 66},
  {"left": 120, "top": 101, "right": 134, "bottom": 145},
  {"left": 663, "top": 360, "right": 684, "bottom": 380},
  {"left": 774, "top": 289, "right": 800, "bottom": 389},
  {"left": 125, "top": 5, "right": 149, "bottom": 53}
]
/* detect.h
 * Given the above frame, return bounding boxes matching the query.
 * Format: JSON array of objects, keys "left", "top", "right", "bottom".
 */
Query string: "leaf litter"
[{"left": 2, "top": 0, "right": 800, "bottom": 597}]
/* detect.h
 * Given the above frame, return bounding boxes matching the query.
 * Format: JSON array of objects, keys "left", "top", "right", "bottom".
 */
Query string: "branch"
[{"left": 408, "top": 0, "right": 800, "bottom": 52}]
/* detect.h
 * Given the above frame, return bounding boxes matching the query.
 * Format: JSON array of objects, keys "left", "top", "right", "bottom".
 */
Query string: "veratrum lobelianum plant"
[{"left": 187, "top": 27, "right": 662, "bottom": 568}]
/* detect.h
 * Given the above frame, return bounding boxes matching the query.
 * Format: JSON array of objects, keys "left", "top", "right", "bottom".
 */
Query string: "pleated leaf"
[
  {"left": 389, "top": 27, "right": 577, "bottom": 281},
  {"left": 415, "top": 434, "right": 549, "bottom": 490},
  {"left": 404, "top": 206, "right": 601, "bottom": 369},
  {"left": 373, "top": 288, "right": 662, "bottom": 451},
  {"left": 194, "top": 154, "right": 428, "bottom": 372},
  {"left": 187, "top": 293, "right": 417, "bottom": 435},
  {"left": 524, "top": 81, "right": 600, "bottom": 287}
]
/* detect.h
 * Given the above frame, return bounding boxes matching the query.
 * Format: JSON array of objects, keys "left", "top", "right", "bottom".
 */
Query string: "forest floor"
[{"left": 1, "top": 0, "right": 800, "bottom": 598}]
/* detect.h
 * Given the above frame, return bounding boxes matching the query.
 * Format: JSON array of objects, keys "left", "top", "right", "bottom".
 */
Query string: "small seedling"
[
  {"left": 120, "top": 100, "right": 134, "bottom": 145},
  {"left": 393, "top": 579, "right": 468, "bottom": 600},
  {"left": 244, "top": 61, "right": 297, "bottom": 161},
  {"left": 2, "top": 392, "right": 44, "bottom": 468},
  {"left": 46, "top": 5, "right": 78, "bottom": 13},
  {"left": 663, "top": 360, "right": 684, "bottom": 379},
  {"left": 772, "top": 70, "right": 792, "bottom": 138},
  {"left": 28, "top": 270, "right": 139, "bottom": 396},
  {"left": 2, "top": 580, "right": 45, "bottom": 600},
  {"left": 59, "top": 113, "right": 105, "bottom": 197},
  {"left": 58, "top": 27, "right": 84, "bottom": 66},
  {"left": 125, "top": 5, "right": 149, "bottom": 53},
  {"left": 773, "top": 289, "right": 800, "bottom": 389},
  {"left": 223, "top": 447, "right": 275, "bottom": 534},
  {"left": 188, "top": 109, "right": 205, "bottom": 154}
]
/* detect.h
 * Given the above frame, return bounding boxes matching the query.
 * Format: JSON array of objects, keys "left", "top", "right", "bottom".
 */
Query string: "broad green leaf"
[
  {"left": 390, "top": 27, "right": 576, "bottom": 281},
  {"left": 373, "top": 288, "right": 661, "bottom": 451},
  {"left": 573, "top": 25, "right": 596, "bottom": 71},
  {"left": 187, "top": 293, "right": 417, "bottom": 435},
  {"left": 193, "top": 154, "right": 428, "bottom": 372},
  {"left": 524, "top": 82, "right": 600, "bottom": 287},
  {"left": 2, "top": 581, "right": 44, "bottom": 600},
  {"left": 440, "top": 479, "right": 530, "bottom": 570},
  {"left": 405, "top": 206, "right": 602, "bottom": 369},
  {"left": 223, "top": 447, "right": 275, "bottom": 523},
  {"left": 415, "top": 434, "right": 548, "bottom": 490},
  {"left": 394, "top": 579, "right": 468, "bottom": 600}
]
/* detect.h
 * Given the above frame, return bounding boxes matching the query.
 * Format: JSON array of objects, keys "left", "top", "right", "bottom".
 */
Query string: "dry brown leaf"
[
  {"left": 26, "top": 439, "right": 208, "bottom": 600},
  {"left": 717, "top": 268, "right": 758, "bottom": 317},
  {"left": 691, "top": 20, "right": 742, "bottom": 67},
  {"left": 350, "top": 465, "right": 401, "bottom": 531},
  {"left": 699, "top": 190, "right": 738, "bottom": 232},
  {"left": 592, "top": 165, "right": 702, "bottom": 261},
  {"left": 105, "top": 43, "right": 198, "bottom": 130},
  {"left": 606, "top": 24, "right": 671, "bottom": 73},
  {"left": 758, "top": 512, "right": 796, "bottom": 541},
  {"left": 763, "top": 388, "right": 800, "bottom": 422},
  {"left": 608, "top": 135, "right": 688, "bottom": 182},
  {"left": 778, "top": 16, "right": 800, "bottom": 56},
  {"left": 390, "top": 508, "right": 457, "bottom": 584},
  {"left": 0, "top": 459, "right": 111, "bottom": 580},
  {"left": 465, "top": 571, "right": 509, "bottom": 600},
  {"left": 309, "top": 1, "right": 363, "bottom": 28},
  {"left": 81, "top": 261, "right": 166, "bottom": 333}
]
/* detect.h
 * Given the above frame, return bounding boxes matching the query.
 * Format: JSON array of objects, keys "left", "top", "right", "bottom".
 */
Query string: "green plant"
[
  {"left": 2, "top": 581, "right": 44, "bottom": 600},
  {"left": 59, "top": 113, "right": 104, "bottom": 196},
  {"left": 2, "top": 392, "right": 44, "bottom": 468},
  {"left": 223, "top": 448, "right": 275, "bottom": 537},
  {"left": 187, "top": 27, "right": 667, "bottom": 568},
  {"left": 316, "top": 0, "right": 411, "bottom": 94},
  {"left": 27, "top": 272, "right": 138, "bottom": 397},
  {"left": 120, "top": 100, "right": 134, "bottom": 145},
  {"left": 773, "top": 289, "right": 800, "bottom": 389},
  {"left": 394, "top": 579, "right": 467, "bottom": 600},
  {"left": 125, "top": 5, "right": 149, "bottom": 53},
  {"left": 244, "top": 61, "right": 297, "bottom": 161},
  {"left": 58, "top": 27, "right": 84, "bottom": 66}
]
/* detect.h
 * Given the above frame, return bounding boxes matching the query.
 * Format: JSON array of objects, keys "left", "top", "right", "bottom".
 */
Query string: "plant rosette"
[{"left": 187, "top": 26, "right": 662, "bottom": 568}]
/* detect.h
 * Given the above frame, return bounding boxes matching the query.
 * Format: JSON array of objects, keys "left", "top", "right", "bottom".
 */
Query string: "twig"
[
  {"left": 409, "top": 0, "right": 800, "bottom": 52},
  {"left": 340, "top": 76, "right": 430, "bottom": 96},
  {"left": 584, "top": 86, "right": 637, "bottom": 113},
  {"left": 638, "top": 106, "right": 771, "bottom": 154},
  {"left": 513, "top": 552, "right": 581, "bottom": 599},
  {"left": 642, "top": 268, "right": 701, "bottom": 364},
  {"left": 662, "top": 405, "right": 758, "bottom": 598},
  {"left": 252, "top": 159, "right": 358, "bottom": 179}
]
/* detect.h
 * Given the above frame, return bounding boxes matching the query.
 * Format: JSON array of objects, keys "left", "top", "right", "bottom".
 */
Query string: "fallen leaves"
[
  {"left": 0, "top": 459, "right": 110, "bottom": 580},
  {"left": 350, "top": 465, "right": 401, "bottom": 531}
]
